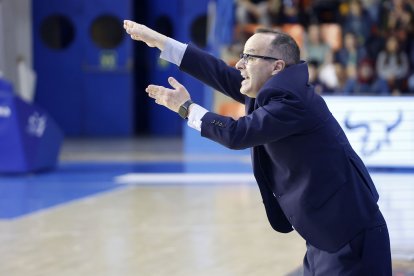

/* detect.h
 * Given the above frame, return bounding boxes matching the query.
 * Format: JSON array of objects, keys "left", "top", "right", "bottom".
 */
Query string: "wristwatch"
[{"left": 178, "top": 99, "right": 194, "bottom": 119}]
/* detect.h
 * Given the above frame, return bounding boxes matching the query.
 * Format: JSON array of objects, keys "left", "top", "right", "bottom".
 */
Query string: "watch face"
[
  {"left": 178, "top": 105, "right": 188, "bottom": 119},
  {"left": 178, "top": 100, "right": 193, "bottom": 119}
]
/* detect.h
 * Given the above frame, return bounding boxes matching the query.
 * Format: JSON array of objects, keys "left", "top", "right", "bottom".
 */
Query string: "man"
[{"left": 123, "top": 20, "right": 392, "bottom": 275}]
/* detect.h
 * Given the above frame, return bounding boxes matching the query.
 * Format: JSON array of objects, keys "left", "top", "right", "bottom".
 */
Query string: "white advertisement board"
[{"left": 324, "top": 96, "right": 414, "bottom": 168}]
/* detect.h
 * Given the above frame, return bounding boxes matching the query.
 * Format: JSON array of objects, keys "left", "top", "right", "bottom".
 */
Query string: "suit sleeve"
[
  {"left": 200, "top": 89, "right": 308, "bottom": 149},
  {"left": 180, "top": 45, "right": 245, "bottom": 104}
]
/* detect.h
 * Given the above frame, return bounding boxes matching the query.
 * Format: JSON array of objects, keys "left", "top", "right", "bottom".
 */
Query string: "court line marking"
[{"left": 114, "top": 173, "right": 256, "bottom": 184}]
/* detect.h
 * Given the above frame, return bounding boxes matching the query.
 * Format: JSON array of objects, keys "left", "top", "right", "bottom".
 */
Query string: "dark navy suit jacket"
[{"left": 180, "top": 45, "right": 383, "bottom": 252}]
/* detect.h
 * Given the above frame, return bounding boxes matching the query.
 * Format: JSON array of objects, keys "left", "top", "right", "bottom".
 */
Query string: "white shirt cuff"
[
  {"left": 187, "top": 104, "right": 208, "bottom": 132},
  {"left": 159, "top": 38, "right": 187, "bottom": 66}
]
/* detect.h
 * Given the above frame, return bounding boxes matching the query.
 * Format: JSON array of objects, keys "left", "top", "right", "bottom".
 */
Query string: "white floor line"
[{"left": 114, "top": 173, "right": 256, "bottom": 184}]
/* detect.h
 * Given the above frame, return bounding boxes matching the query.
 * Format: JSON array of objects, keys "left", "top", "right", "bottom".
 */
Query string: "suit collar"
[{"left": 261, "top": 61, "right": 309, "bottom": 93}]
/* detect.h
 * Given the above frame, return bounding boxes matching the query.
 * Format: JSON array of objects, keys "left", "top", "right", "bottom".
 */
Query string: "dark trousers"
[{"left": 303, "top": 224, "right": 392, "bottom": 275}]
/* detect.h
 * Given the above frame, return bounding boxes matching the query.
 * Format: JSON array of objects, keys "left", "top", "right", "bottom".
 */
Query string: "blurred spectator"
[
  {"left": 235, "top": 0, "right": 283, "bottom": 27},
  {"left": 341, "top": 0, "right": 373, "bottom": 47},
  {"left": 308, "top": 60, "right": 330, "bottom": 94},
  {"left": 309, "top": 57, "right": 348, "bottom": 95},
  {"left": 303, "top": 23, "right": 332, "bottom": 65},
  {"left": 364, "top": 27, "right": 385, "bottom": 60},
  {"left": 410, "top": 38, "right": 414, "bottom": 72},
  {"left": 379, "top": 0, "right": 414, "bottom": 49},
  {"left": 361, "top": 0, "right": 382, "bottom": 22},
  {"left": 344, "top": 59, "right": 390, "bottom": 95},
  {"left": 386, "top": 0, "right": 413, "bottom": 34},
  {"left": 281, "top": 0, "right": 300, "bottom": 23},
  {"left": 311, "top": 0, "right": 340, "bottom": 23},
  {"left": 376, "top": 35, "right": 410, "bottom": 94},
  {"left": 408, "top": 73, "right": 414, "bottom": 93},
  {"left": 235, "top": 0, "right": 283, "bottom": 43},
  {"left": 335, "top": 32, "right": 367, "bottom": 69},
  {"left": 333, "top": 62, "right": 349, "bottom": 93},
  {"left": 319, "top": 51, "right": 340, "bottom": 92}
]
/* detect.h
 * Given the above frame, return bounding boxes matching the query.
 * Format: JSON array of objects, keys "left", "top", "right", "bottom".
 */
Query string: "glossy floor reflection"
[{"left": 0, "top": 138, "right": 413, "bottom": 275}]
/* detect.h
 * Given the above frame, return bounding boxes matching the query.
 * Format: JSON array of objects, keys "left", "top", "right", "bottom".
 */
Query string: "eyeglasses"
[{"left": 239, "top": 53, "right": 281, "bottom": 65}]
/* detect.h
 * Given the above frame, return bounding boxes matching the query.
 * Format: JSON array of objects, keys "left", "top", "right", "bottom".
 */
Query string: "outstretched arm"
[
  {"left": 146, "top": 77, "right": 307, "bottom": 146},
  {"left": 123, "top": 20, "right": 167, "bottom": 51},
  {"left": 123, "top": 20, "right": 244, "bottom": 103}
]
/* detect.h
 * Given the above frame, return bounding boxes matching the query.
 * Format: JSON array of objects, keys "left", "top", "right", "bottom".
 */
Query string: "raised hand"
[
  {"left": 123, "top": 20, "right": 168, "bottom": 51},
  {"left": 145, "top": 77, "right": 191, "bottom": 113}
]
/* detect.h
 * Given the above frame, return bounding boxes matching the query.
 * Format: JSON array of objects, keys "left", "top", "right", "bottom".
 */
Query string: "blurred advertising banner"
[
  {"left": 0, "top": 78, "right": 63, "bottom": 173},
  {"left": 325, "top": 96, "right": 414, "bottom": 168}
]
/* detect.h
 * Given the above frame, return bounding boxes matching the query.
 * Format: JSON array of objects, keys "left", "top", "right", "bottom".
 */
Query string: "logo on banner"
[
  {"left": 0, "top": 105, "right": 11, "bottom": 117},
  {"left": 100, "top": 50, "right": 117, "bottom": 70},
  {"left": 344, "top": 111, "right": 403, "bottom": 156},
  {"left": 27, "top": 112, "right": 47, "bottom": 137}
]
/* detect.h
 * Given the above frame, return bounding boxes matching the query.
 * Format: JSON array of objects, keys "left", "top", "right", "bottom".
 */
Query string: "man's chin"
[
  {"left": 240, "top": 88, "right": 255, "bottom": 98},
  {"left": 240, "top": 87, "right": 249, "bottom": 95}
]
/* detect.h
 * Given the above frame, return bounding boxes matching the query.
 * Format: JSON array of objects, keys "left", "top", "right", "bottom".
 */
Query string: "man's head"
[{"left": 235, "top": 28, "right": 300, "bottom": 98}]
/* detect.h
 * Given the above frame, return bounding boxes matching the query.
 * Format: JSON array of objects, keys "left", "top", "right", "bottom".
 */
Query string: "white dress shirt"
[{"left": 159, "top": 38, "right": 208, "bottom": 132}]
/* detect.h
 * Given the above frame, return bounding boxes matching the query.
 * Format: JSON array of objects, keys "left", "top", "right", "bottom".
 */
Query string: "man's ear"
[{"left": 271, "top": 60, "right": 286, "bottom": 75}]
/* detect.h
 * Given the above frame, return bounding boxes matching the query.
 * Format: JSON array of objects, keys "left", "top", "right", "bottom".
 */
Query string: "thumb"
[{"left": 168, "top": 77, "right": 183, "bottom": 90}]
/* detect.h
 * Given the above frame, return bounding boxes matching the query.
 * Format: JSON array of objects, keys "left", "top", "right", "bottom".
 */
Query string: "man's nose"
[{"left": 235, "top": 58, "right": 244, "bottom": 70}]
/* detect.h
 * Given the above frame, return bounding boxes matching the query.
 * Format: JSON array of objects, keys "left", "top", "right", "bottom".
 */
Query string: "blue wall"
[{"left": 33, "top": 0, "right": 134, "bottom": 136}]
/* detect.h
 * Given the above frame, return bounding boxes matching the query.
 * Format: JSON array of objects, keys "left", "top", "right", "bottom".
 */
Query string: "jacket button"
[{"left": 273, "top": 193, "right": 282, "bottom": 198}]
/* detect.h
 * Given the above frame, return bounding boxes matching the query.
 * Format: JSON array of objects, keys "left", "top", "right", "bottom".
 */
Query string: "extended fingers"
[
  {"left": 168, "top": 77, "right": 184, "bottom": 90},
  {"left": 146, "top": 85, "right": 169, "bottom": 107},
  {"left": 123, "top": 21, "right": 161, "bottom": 48},
  {"left": 123, "top": 20, "right": 137, "bottom": 30},
  {"left": 123, "top": 20, "right": 134, "bottom": 34},
  {"left": 145, "top": 85, "right": 159, "bottom": 98},
  {"left": 146, "top": 81, "right": 190, "bottom": 112},
  {"left": 145, "top": 85, "right": 171, "bottom": 98},
  {"left": 123, "top": 20, "right": 140, "bottom": 39}
]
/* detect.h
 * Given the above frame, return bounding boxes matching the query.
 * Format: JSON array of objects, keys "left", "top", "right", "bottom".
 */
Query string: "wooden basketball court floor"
[{"left": 0, "top": 138, "right": 413, "bottom": 276}]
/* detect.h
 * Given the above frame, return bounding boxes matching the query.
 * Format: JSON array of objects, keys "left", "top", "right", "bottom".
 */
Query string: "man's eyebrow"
[{"left": 244, "top": 49, "right": 256, "bottom": 53}]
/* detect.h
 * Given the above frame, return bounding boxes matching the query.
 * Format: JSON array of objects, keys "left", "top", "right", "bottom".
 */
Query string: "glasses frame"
[{"left": 239, "top": 53, "right": 281, "bottom": 65}]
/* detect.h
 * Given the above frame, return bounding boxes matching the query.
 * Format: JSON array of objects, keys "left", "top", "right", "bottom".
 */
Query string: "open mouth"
[{"left": 241, "top": 73, "right": 250, "bottom": 87}]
